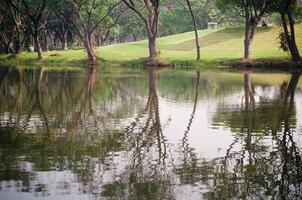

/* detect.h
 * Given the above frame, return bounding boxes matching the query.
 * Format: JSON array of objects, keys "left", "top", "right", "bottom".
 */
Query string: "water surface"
[{"left": 0, "top": 66, "right": 302, "bottom": 199}]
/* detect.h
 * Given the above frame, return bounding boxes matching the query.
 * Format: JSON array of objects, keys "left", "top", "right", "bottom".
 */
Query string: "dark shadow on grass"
[{"left": 166, "top": 27, "right": 272, "bottom": 51}]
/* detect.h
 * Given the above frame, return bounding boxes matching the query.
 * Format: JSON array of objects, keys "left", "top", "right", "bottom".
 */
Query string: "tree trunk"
[
  {"left": 83, "top": 33, "right": 97, "bottom": 65},
  {"left": 44, "top": 31, "right": 49, "bottom": 51},
  {"left": 102, "top": 30, "right": 110, "bottom": 45},
  {"left": 243, "top": 0, "right": 264, "bottom": 60},
  {"left": 14, "top": 28, "right": 22, "bottom": 54},
  {"left": 132, "top": 33, "right": 137, "bottom": 41},
  {"left": 148, "top": 36, "right": 158, "bottom": 60},
  {"left": 287, "top": 11, "right": 300, "bottom": 61},
  {"left": 0, "top": 33, "right": 14, "bottom": 54},
  {"left": 34, "top": 34, "right": 43, "bottom": 60},
  {"left": 244, "top": 22, "right": 257, "bottom": 60},
  {"left": 244, "top": 27, "right": 251, "bottom": 59},
  {"left": 186, "top": 0, "right": 200, "bottom": 60},
  {"left": 62, "top": 31, "right": 68, "bottom": 50},
  {"left": 96, "top": 36, "right": 100, "bottom": 47},
  {"left": 281, "top": 11, "right": 301, "bottom": 61},
  {"left": 244, "top": 5, "right": 251, "bottom": 60}
]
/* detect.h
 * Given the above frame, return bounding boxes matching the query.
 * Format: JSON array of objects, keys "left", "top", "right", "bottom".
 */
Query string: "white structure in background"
[
  {"left": 299, "top": 0, "right": 302, "bottom": 7},
  {"left": 207, "top": 22, "right": 219, "bottom": 29}
]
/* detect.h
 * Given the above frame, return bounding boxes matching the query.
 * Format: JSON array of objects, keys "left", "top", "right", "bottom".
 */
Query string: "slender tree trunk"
[
  {"left": 33, "top": 34, "right": 43, "bottom": 60},
  {"left": 287, "top": 11, "right": 300, "bottom": 61},
  {"left": 96, "top": 35, "right": 100, "bottom": 47},
  {"left": 102, "top": 30, "right": 110, "bottom": 45},
  {"left": 244, "top": 27, "right": 251, "bottom": 59},
  {"left": 244, "top": 22, "right": 257, "bottom": 60},
  {"left": 0, "top": 33, "right": 15, "bottom": 54},
  {"left": 147, "top": 6, "right": 160, "bottom": 60},
  {"left": 243, "top": 0, "right": 267, "bottom": 60},
  {"left": 244, "top": 3, "right": 251, "bottom": 60},
  {"left": 8, "top": 5, "right": 22, "bottom": 54},
  {"left": 44, "top": 31, "right": 49, "bottom": 51},
  {"left": 121, "top": 0, "right": 160, "bottom": 61},
  {"left": 14, "top": 28, "right": 22, "bottom": 54},
  {"left": 148, "top": 36, "right": 158, "bottom": 60},
  {"left": 62, "top": 31, "right": 68, "bottom": 50},
  {"left": 244, "top": 15, "right": 257, "bottom": 60},
  {"left": 186, "top": 0, "right": 200, "bottom": 60},
  {"left": 281, "top": 11, "right": 301, "bottom": 61}
]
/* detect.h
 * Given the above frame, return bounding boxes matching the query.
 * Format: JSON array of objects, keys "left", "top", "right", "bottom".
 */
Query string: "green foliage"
[
  {"left": 115, "top": 10, "right": 146, "bottom": 40},
  {"left": 70, "top": 0, "right": 117, "bottom": 32}
]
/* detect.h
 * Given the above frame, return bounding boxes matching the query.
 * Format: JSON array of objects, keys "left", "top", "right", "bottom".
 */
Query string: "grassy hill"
[{"left": 0, "top": 24, "right": 301, "bottom": 67}]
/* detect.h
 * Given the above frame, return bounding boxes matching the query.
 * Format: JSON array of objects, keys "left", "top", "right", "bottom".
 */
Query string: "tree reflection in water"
[
  {"left": 0, "top": 66, "right": 147, "bottom": 198},
  {"left": 102, "top": 68, "right": 175, "bottom": 199},
  {"left": 207, "top": 72, "right": 302, "bottom": 199},
  {"left": 177, "top": 71, "right": 201, "bottom": 185},
  {"left": 1, "top": 67, "right": 302, "bottom": 199}
]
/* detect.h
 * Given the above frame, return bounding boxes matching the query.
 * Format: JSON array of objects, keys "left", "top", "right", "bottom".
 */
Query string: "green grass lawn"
[{"left": 0, "top": 24, "right": 301, "bottom": 67}]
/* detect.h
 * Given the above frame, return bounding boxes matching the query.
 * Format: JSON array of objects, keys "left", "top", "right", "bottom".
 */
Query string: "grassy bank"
[{"left": 0, "top": 24, "right": 301, "bottom": 67}]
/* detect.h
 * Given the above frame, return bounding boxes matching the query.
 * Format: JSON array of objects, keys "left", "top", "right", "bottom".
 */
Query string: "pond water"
[{"left": 0, "top": 66, "right": 302, "bottom": 200}]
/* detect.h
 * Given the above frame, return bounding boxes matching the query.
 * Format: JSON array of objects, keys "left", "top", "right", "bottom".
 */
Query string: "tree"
[
  {"left": 121, "top": 0, "right": 161, "bottom": 60},
  {"left": 0, "top": 4, "right": 17, "bottom": 54},
  {"left": 10, "top": 0, "right": 48, "bottom": 60},
  {"left": 0, "top": 0, "right": 23, "bottom": 55},
  {"left": 93, "top": 4, "right": 126, "bottom": 46},
  {"left": 160, "top": 0, "right": 224, "bottom": 36},
  {"left": 242, "top": 0, "right": 270, "bottom": 60},
  {"left": 273, "top": 0, "right": 301, "bottom": 61},
  {"left": 67, "top": 0, "right": 119, "bottom": 65},
  {"left": 48, "top": 0, "right": 74, "bottom": 50},
  {"left": 216, "top": 0, "right": 270, "bottom": 59},
  {"left": 185, "top": 0, "right": 200, "bottom": 60},
  {"left": 114, "top": 9, "right": 146, "bottom": 43}
]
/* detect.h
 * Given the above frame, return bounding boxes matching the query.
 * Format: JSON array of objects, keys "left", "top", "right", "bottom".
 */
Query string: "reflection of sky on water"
[
  {"left": 159, "top": 98, "right": 240, "bottom": 160},
  {"left": 1, "top": 171, "right": 90, "bottom": 200}
]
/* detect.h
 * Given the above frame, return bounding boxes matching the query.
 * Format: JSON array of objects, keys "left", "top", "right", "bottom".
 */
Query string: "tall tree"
[
  {"left": 0, "top": 0, "right": 23, "bottom": 54},
  {"left": 244, "top": 0, "right": 269, "bottom": 59},
  {"left": 10, "top": 0, "right": 48, "bottom": 60},
  {"left": 216, "top": 0, "right": 270, "bottom": 59},
  {"left": 121, "top": 0, "right": 161, "bottom": 60},
  {"left": 49, "top": 0, "right": 74, "bottom": 50},
  {"left": 67, "top": 0, "right": 119, "bottom": 65},
  {"left": 242, "top": 0, "right": 270, "bottom": 59},
  {"left": 273, "top": 0, "right": 301, "bottom": 61},
  {"left": 185, "top": 0, "right": 200, "bottom": 60},
  {"left": 0, "top": 3, "right": 17, "bottom": 54}
]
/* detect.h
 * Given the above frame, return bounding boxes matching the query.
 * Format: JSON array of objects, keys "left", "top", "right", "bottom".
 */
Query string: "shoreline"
[
  {"left": 220, "top": 59, "right": 302, "bottom": 72},
  {"left": 0, "top": 52, "right": 301, "bottom": 72}
]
